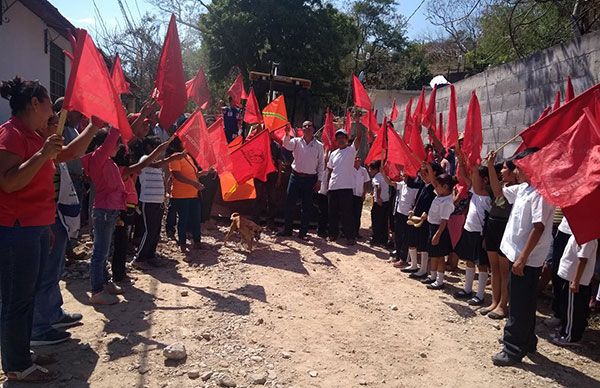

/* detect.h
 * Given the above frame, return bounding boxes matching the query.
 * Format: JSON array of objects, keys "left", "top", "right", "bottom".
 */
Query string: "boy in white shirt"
[
  {"left": 369, "top": 161, "right": 390, "bottom": 247},
  {"left": 352, "top": 157, "right": 370, "bottom": 239},
  {"left": 493, "top": 149, "right": 555, "bottom": 367},
  {"left": 551, "top": 219, "right": 597, "bottom": 346}
]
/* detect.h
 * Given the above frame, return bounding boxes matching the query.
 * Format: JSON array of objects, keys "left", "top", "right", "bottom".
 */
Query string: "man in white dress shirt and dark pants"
[{"left": 278, "top": 122, "right": 324, "bottom": 240}]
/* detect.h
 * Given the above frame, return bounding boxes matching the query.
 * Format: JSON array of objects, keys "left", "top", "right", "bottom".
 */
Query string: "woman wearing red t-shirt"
[{"left": 0, "top": 77, "right": 100, "bottom": 383}]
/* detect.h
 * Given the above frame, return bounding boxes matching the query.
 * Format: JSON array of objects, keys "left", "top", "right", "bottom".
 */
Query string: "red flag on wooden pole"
[
  {"left": 63, "top": 29, "right": 133, "bottom": 141},
  {"left": 413, "top": 88, "right": 426, "bottom": 127},
  {"left": 110, "top": 53, "right": 130, "bottom": 95},
  {"left": 390, "top": 99, "right": 398, "bottom": 122},
  {"left": 387, "top": 125, "right": 422, "bottom": 178},
  {"left": 462, "top": 91, "right": 483, "bottom": 168},
  {"left": 565, "top": 76, "right": 575, "bottom": 102},
  {"left": 186, "top": 67, "right": 210, "bottom": 110},
  {"left": 227, "top": 73, "right": 247, "bottom": 108},
  {"left": 229, "top": 129, "right": 276, "bottom": 183},
  {"left": 154, "top": 14, "right": 187, "bottom": 130},
  {"left": 445, "top": 85, "right": 458, "bottom": 149},
  {"left": 243, "top": 87, "right": 263, "bottom": 125},
  {"left": 422, "top": 86, "right": 437, "bottom": 129},
  {"left": 516, "top": 109, "right": 600, "bottom": 244},
  {"left": 352, "top": 73, "right": 372, "bottom": 110},
  {"left": 403, "top": 98, "right": 414, "bottom": 142},
  {"left": 322, "top": 108, "right": 336, "bottom": 151},
  {"left": 553, "top": 90, "right": 561, "bottom": 111}
]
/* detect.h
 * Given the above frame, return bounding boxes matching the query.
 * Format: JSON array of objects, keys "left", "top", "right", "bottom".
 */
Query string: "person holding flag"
[
  {"left": 279, "top": 121, "right": 324, "bottom": 240},
  {"left": 223, "top": 96, "right": 242, "bottom": 143}
]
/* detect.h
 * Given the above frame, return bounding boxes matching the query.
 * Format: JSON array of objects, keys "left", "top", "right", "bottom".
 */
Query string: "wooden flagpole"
[{"left": 55, "top": 109, "right": 68, "bottom": 136}]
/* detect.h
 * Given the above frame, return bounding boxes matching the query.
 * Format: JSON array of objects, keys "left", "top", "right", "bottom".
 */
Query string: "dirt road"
[{"left": 4, "top": 213, "right": 600, "bottom": 388}]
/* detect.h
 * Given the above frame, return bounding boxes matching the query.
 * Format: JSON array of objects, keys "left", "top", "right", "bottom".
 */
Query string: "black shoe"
[
  {"left": 51, "top": 312, "right": 83, "bottom": 329},
  {"left": 298, "top": 234, "right": 309, "bottom": 241},
  {"left": 409, "top": 272, "right": 428, "bottom": 280},
  {"left": 31, "top": 329, "right": 71, "bottom": 347},
  {"left": 390, "top": 250, "right": 398, "bottom": 257},
  {"left": 468, "top": 296, "right": 484, "bottom": 306},
  {"left": 421, "top": 277, "right": 436, "bottom": 285},
  {"left": 426, "top": 282, "right": 445, "bottom": 290},
  {"left": 401, "top": 267, "right": 419, "bottom": 273},
  {"left": 491, "top": 351, "right": 520, "bottom": 367},
  {"left": 276, "top": 230, "right": 293, "bottom": 237},
  {"left": 453, "top": 290, "right": 473, "bottom": 300}
]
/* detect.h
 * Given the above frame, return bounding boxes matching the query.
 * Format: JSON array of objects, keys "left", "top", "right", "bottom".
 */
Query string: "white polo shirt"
[
  {"left": 283, "top": 135, "right": 325, "bottom": 181},
  {"left": 394, "top": 181, "right": 419, "bottom": 216},
  {"left": 500, "top": 183, "right": 555, "bottom": 267},
  {"left": 353, "top": 166, "right": 370, "bottom": 197},
  {"left": 427, "top": 194, "right": 455, "bottom": 225},
  {"left": 464, "top": 190, "right": 492, "bottom": 234},
  {"left": 558, "top": 236, "right": 598, "bottom": 286},
  {"left": 371, "top": 172, "right": 390, "bottom": 202},
  {"left": 327, "top": 144, "right": 357, "bottom": 191}
]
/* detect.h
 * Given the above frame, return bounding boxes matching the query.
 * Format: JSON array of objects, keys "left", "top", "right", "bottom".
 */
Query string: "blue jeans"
[
  {"left": 284, "top": 173, "right": 317, "bottom": 235},
  {"left": 32, "top": 218, "right": 68, "bottom": 336},
  {"left": 0, "top": 225, "right": 49, "bottom": 372},
  {"left": 171, "top": 198, "right": 201, "bottom": 245},
  {"left": 90, "top": 209, "right": 119, "bottom": 294}
]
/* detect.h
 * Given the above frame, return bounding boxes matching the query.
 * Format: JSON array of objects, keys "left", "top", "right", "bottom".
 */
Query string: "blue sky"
[{"left": 49, "top": 0, "right": 435, "bottom": 40}]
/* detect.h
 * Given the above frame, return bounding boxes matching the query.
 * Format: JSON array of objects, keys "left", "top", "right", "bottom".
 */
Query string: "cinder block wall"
[{"left": 395, "top": 30, "right": 600, "bottom": 159}]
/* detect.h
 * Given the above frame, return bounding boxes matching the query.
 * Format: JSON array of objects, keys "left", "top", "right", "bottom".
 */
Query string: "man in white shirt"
[
  {"left": 279, "top": 122, "right": 324, "bottom": 240},
  {"left": 493, "top": 148, "right": 555, "bottom": 367},
  {"left": 327, "top": 118, "right": 363, "bottom": 245},
  {"left": 352, "top": 157, "right": 370, "bottom": 239}
]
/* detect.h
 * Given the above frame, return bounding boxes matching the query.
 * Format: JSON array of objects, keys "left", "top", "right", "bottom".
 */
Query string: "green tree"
[{"left": 198, "top": 0, "right": 359, "bottom": 107}]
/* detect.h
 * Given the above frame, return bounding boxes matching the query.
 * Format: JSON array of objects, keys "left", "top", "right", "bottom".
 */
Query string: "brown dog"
[{"left": 224, "top": 212, "right": 263, "bottom": 251}]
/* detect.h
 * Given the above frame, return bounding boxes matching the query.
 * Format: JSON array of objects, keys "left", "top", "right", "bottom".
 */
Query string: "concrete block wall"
[{"left": 392, "top": 30, "right": 600, "bottom": 159}]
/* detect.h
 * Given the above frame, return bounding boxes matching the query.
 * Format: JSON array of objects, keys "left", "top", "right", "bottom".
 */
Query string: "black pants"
[
  {"left": 558, "top": 277, "right": 591, "bottom": 342},
  {"left": 394, "top": 213, "right": 409, "bottom": 259},
  {"left": 328, "top": 189, "right": 355, "bottom": 240},
  {"left": 136, "top": 202, "right": 164, "bottom": 261},
  {"left": 317, "top": 193, "right": 329, "bottom": 237},
  {"left": 371, "top": 202, "right": 390, "bottom": 244},
  {"left": 503, "top": 264, "right": 542, "bottom": 360},
  {"left": 200, "top": 174, "right": 217, "bottom": 223},
  {"left": 284, "top": 173, "right": 317, "bottom": 235},
  {"left": 352, "top": 196, "right": 364, "bottom": 238},
  {"left": 165, "top": 200, "right": 177, "bottom": 236},
  {"left": 112, "top": 208, "right": 136, "bottom": 282},
  {"left": 551, "top": 231, "right": 570, "bottom": 317}
]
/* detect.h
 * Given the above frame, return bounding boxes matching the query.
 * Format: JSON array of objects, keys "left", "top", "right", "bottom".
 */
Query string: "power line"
[{"left": 405, "top": 0, "right": 427, "bottom": 24}]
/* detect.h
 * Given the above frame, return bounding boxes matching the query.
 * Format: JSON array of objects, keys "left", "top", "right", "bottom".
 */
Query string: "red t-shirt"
[{"left": 0, "top": 117, "right": 56, "bottom": 226}]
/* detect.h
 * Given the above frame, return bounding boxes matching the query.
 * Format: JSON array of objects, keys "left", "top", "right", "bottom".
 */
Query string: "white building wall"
[{"left": 0, "top": 1, "right": 72, "bottom": 121}]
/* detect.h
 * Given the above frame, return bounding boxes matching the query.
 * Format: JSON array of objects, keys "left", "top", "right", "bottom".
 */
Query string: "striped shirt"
[{"left": 138, "top": 155, "right": 165, "bottom": 203}]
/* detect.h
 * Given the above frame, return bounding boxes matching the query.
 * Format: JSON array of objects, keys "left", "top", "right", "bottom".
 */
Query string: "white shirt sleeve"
[
  {"left": 502, "top": 184, "right": 520, "bottom": 204},
  {"left": 440, "top": 200, "right": 455, "bottom": 221},
  {"left": 282, "top": 135, "right": 295, "bottom": 151},
  {"left": 362, "top": 169, "right": 370, "bottom": 183},
  {"left": 577, "top": 239, "right": 598, "bottom": 259},
  {"left": 531, "top": 191, "right": 553, "bottom": 224}
]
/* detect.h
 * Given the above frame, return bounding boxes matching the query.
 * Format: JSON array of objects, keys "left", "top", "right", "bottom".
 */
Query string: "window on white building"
[{"left": 49, "top": 42, "right": 65, "bottom": 102}]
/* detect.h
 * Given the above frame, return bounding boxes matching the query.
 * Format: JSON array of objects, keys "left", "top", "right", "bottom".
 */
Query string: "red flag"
[
  {"left": 520, "top": 84, "right": 600, "bottom": 149},
  {"left": 322, "top": 108, "right": 336, "bottom": 151},
  {"left": 228, "top": 135, "right": 243, "bottom": 152},
  {"left": 390, "top": 99, "right": 398, "bottom": 122},
  {"left": 63, "top": 29, "right": 133, "bottom": 141},
  {"left": 387, "top": 125, "right": 421, "bottom": 178},
  {"left": 444, "top": 85, "right": 458, "bottom": 149},
  {"left": 110, "top": 53, "right": 130, "bottom": 95},
  {"left": 422, "top": 86, "right": 437, "bottom": 129},
  {"left": 175, "top": 111, "right": 231, "bottom": 174},
  {"left": 229, "top": 129, "right": 276, "bottom": 183},
  {"left": 344, "top": 109, "right": 352, "bottom": 135},
  {"left": 406, "top": 118, "right": 426, "bottom": 162},
  {"left": 553, "top": 90, "right": 561, "bottom": 111},
  {"left": 365, "top": 128, "right": 384, "bottom": 165},
  {"left": 154, "top": 14, "right": 186, "bottom": 130},
  {"left": 462, "top": 91, "right": 483, "bottom": 168},
  {"left": 227, "top": 73, "right": 247, "bottom": 108},
  {"left": 186, "top": 68, "right": 210, "bottom": 110},
  {"left": 565, "top": 76, "right": 574, "bottom": 102},
  {"left": 244, "top": 87, "right": 263, "bottom": 125},
  {"left": 413, "top": 88, "right": 426, "bottom": 127},
  {"left": 262, "top": 95, "right": 288, "bottom": 132},
  {"left": 516, "top": 109, "right": 600, "bottom": 244},
  {"left": 403, "top": 98, "right": 414, "bottom": 142},
  {"left": 352, "top": 74, "right": 372, "bottom": 110}
]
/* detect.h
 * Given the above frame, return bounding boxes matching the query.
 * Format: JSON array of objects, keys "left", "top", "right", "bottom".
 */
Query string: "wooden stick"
[
  {"left": 495, "top": 132, "right": 522, "bottom": 153},
  {"left": 55, "top": 109, "right": 68, "bottom": 136}
]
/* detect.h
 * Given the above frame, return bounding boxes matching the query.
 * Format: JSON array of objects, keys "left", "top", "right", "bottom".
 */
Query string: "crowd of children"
[{"left": 0, "top": 75, "right": 598, "bottom": 383}]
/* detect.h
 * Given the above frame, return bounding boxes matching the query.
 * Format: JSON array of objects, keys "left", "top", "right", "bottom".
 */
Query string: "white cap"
[{"left": 335, "top": 128, "right": 348, "bottom": 137}]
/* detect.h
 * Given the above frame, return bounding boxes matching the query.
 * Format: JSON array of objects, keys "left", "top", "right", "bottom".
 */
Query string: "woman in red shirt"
[{"left": 0, "top": 77, "right": 99, "bottom": 382}]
